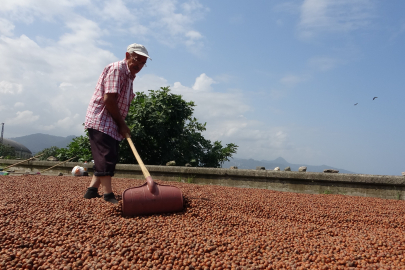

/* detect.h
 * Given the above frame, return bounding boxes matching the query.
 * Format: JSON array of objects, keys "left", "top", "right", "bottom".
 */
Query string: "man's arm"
[{"left": 104, "top": 93, "right": 131, "bottom": 138}]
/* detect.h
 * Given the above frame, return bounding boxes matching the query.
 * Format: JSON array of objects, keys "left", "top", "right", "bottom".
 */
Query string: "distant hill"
[
  {"left": 222, "top": 157, "right": 356, "bottom": 174},
  {"left": 9, "top": 133, "right": 77, "bottom": 154}
]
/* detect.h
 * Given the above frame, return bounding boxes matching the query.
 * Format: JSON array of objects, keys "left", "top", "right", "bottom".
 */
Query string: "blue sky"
[{"left": 1, "top": 0, "right": 404, "bottom": 175}]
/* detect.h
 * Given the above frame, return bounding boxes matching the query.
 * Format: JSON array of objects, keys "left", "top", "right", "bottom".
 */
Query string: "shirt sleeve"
[{"left": 103, "top": 64, "right": 121, "bottom": 95}]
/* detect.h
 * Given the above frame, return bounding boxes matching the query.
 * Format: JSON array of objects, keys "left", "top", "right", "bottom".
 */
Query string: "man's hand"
[{"left": 104, "top": 93, "right": 131, "bottom": 138}]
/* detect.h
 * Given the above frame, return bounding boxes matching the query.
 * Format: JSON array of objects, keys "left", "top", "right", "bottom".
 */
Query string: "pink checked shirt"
[{"left": 84, "top": 59, "right": 136, "bottom": 141}]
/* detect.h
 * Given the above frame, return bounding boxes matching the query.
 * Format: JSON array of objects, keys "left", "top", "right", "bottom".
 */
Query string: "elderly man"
[{"left": 83, "top": 43, "right": 150, "bottom": 204}]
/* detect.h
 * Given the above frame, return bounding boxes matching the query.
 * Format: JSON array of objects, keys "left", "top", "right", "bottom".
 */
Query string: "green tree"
[
  {"left": 41, "top": 86, "right": 238, "bottom": 167},
  {"left": 38, "top": 146, "right": 60, "bottom": 160},
  {"left": 119, "top": 86, "right": 238, "bottom": 167},
  {"left": 0, "top": 143, "right": 16, "bottom": 159},
  {"left": 39, "top": 135, "right": 92, "bottom": 162}
]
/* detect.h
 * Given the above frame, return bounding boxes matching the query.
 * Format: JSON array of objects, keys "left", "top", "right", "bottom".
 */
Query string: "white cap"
[{"left": 127, "top": 43, "right": 151, "bottom": 59}]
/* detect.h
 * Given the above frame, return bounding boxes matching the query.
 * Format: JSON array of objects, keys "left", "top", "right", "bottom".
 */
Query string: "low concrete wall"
[{"left": 1, "top": 159, "right": 404, "bottom": 200}]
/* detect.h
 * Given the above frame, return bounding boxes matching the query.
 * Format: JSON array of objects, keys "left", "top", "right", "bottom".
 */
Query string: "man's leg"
[
  {"left": 84, "top": 175, "right": 102, "bottom": 199},
  {"left": 84, "top": 175, "right": 117, "bottom": 203},
  {"left": 94, "top": 175, "right": 112, "bottom": 194},
  {"left": 84, "top": 175, "right": 118, "bottom": 204},
  {"left": 97, "top": 175, "right": 118, "bottom": 204},
  {"left": 84, "top": 129, "right": 119, "bottom": 204},
  {"left": 89, "top": 175, "right": 101, "bottom": 188}
]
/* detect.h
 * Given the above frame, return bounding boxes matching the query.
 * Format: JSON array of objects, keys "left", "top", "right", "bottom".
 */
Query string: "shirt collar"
[{"left": 123, "top": 59, "right": 136, "bottom": 81}]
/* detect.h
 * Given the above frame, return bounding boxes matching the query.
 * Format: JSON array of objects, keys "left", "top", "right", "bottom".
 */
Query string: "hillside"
[{"left": 9, "top": 133, "right": 77, "bottom": 154}]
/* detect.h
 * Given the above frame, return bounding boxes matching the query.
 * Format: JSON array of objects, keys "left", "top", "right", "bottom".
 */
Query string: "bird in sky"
[
  {"left": 354, "top": 103, "right": 358, "bottom": 106},
  {"left": 373, "top": 97, "right": 378, "bottom": 100}
]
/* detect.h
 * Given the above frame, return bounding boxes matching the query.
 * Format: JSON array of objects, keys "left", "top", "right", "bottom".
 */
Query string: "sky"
[{"left": 1, "top": 0, "right": 405, "bottom": 175}]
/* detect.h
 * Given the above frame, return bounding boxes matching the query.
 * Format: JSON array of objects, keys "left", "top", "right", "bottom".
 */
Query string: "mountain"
[
  {"left": 222, "top": 157, "right": 356, "bottom": 174},
  {"left": 9, "top": 133, "right": 77, "bottom": 154}
]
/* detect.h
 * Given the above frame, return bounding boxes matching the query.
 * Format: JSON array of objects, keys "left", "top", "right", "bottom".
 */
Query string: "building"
[{"left": 0, "top": 138, "right": 32, "bottom": 159}]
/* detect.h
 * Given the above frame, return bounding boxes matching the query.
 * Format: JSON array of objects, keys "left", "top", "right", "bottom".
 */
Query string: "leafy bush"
[
  {"left": 39, "top": 135, "right": 92, "bottom": 162},
  {"left": 120, "top": 87, "right": 238, "bottom": 167},
  {"left": 0, "top": 143, "right": 16, "bottom": 159},
  {"left": 38, "top": 146, "right": 60, "bottom": 160}
]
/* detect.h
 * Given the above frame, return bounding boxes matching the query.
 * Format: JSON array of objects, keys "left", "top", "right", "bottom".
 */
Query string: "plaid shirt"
[{"left": 84, "top": 59, "right": 136, "bottom": 141}]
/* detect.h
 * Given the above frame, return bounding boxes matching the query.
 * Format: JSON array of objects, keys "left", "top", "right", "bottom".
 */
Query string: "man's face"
[{"left": 126, "top": 52, "right": 148, "bottom": 76}]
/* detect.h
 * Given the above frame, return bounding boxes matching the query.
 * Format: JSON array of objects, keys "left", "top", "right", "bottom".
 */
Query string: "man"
[{"left": 83, "top": 43, "right": 150, "bottom": 204}]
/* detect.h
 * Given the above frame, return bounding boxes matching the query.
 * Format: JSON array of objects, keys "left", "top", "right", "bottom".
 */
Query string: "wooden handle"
[
  {"left": 126, "top": 135, "right": 151, "bottom": 178},
  {"left": 3, "top": 153, "right": 45, "bottom": 170},
  {"left": 40, "top": 156, "right": 77, "bottom": 173}
]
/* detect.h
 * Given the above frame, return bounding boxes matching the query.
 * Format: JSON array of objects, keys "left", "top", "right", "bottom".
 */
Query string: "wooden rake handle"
[
  {"left": 126, "top": 135, "right": 156, "bottom": 193},
  {"left": 125, "top": 135, "right": 151, "bottom": 179}
]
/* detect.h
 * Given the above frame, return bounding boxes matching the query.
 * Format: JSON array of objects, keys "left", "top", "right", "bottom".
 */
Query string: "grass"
[
  {"left": 186, "top": 175, "right": 195, "bottom": 184},
  {"left": 393, "top": 186, "right": 402, "bottom": 200},
  {"left": 175, "top": 175, "right": 195, "bottom": 183}
]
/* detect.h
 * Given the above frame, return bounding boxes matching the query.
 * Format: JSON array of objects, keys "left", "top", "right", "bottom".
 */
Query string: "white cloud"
[
  {"left": 298, "top": 0, "right": 375, "bottom": 38},
  {"left": 129, "top": 24, "right": 150, "bottom": 36},
  {"left": 171, "top": 74, "right": 292, "bottom": 158},
  {"left": 98, "top": 0, "right": 133, "bottom": 23},
  {"left": 185, "top": 30, "right": 202, "bottom": 40},
  {"left": 37, "top": 124, "right": 55, "bottom": 131},
  {"left": 133, "top": 74, "right": 170, "bottom": 93},
  {"left": 59, "top": 82, "right": 73, "bottom": 90},
  {"left": 7, "top": 111, "right": 39, "bottom": 125},
  {"left": 133, "top": 72, "right": 293, "bottom": 160},
  {"left": 181, "top": 0, "right": 205, "bottom": 13},
  {"left": 0, "top": 1, "right": 296, "bottom": 160},
  {"left": 145, "top": 0, "right": 208, "bottom": 52},
  {"left": 0, "top": 0, "right": 209, "bottom": 138},
  {"left": 1, "top": 0, "right": 207, "bottom": 54},
  {"left": 192, "top": 73, "right": 216, "bottom": 91},
  {"left": 0, "top": 18, "right": 116, "bottom": 136},
  {"left": 0, "top": 0, "right": 91, "bottom": 23},
  {"left": 0, "top": 81, "right": 23, "bottom": 94},
  {"left": 0, "top": 18, "right": 14, "bottom": 36},
  {"left": 55, "top": 114, "right": 80, "bottom": 128},
  {"left": 172, "top": 73, "right": 248, "bottom": 118},
  {"left": 59, "top": 16, "right": 105, "bottom": 49},
  {"left": 184, "top": 30, "right": 204, "bottom": 52}
]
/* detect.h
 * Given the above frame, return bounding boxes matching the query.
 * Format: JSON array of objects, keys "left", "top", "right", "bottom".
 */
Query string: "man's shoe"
[
  {"left": 103, "top": 192, "right": 118, "bottom": 204},
  {"left": 84, "top": 187, "right": 102, "bottom": 199}
]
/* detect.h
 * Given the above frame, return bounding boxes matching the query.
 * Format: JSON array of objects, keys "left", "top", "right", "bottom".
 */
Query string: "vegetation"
[
  {"left": 39, "top": 87, "right": 238, "bottom": 167},
  {"left": 0, "top": 143, "right": 16, "bottom": 159},
  {"left": 120, "top": 87, "right": 237, "bottom": 167},
  {"left": 38, "top": 135, "right": 92, "bottom": 162}
]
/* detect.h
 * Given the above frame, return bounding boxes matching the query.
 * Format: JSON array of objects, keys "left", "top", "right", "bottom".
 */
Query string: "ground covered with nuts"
[{"left": 1, "top": 175, "right": 405, "bottom": 270}]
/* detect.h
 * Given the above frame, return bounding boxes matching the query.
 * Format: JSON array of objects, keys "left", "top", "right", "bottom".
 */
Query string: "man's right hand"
[{"left": 119, "top": 124, "right": 131, "bottom": 139}]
